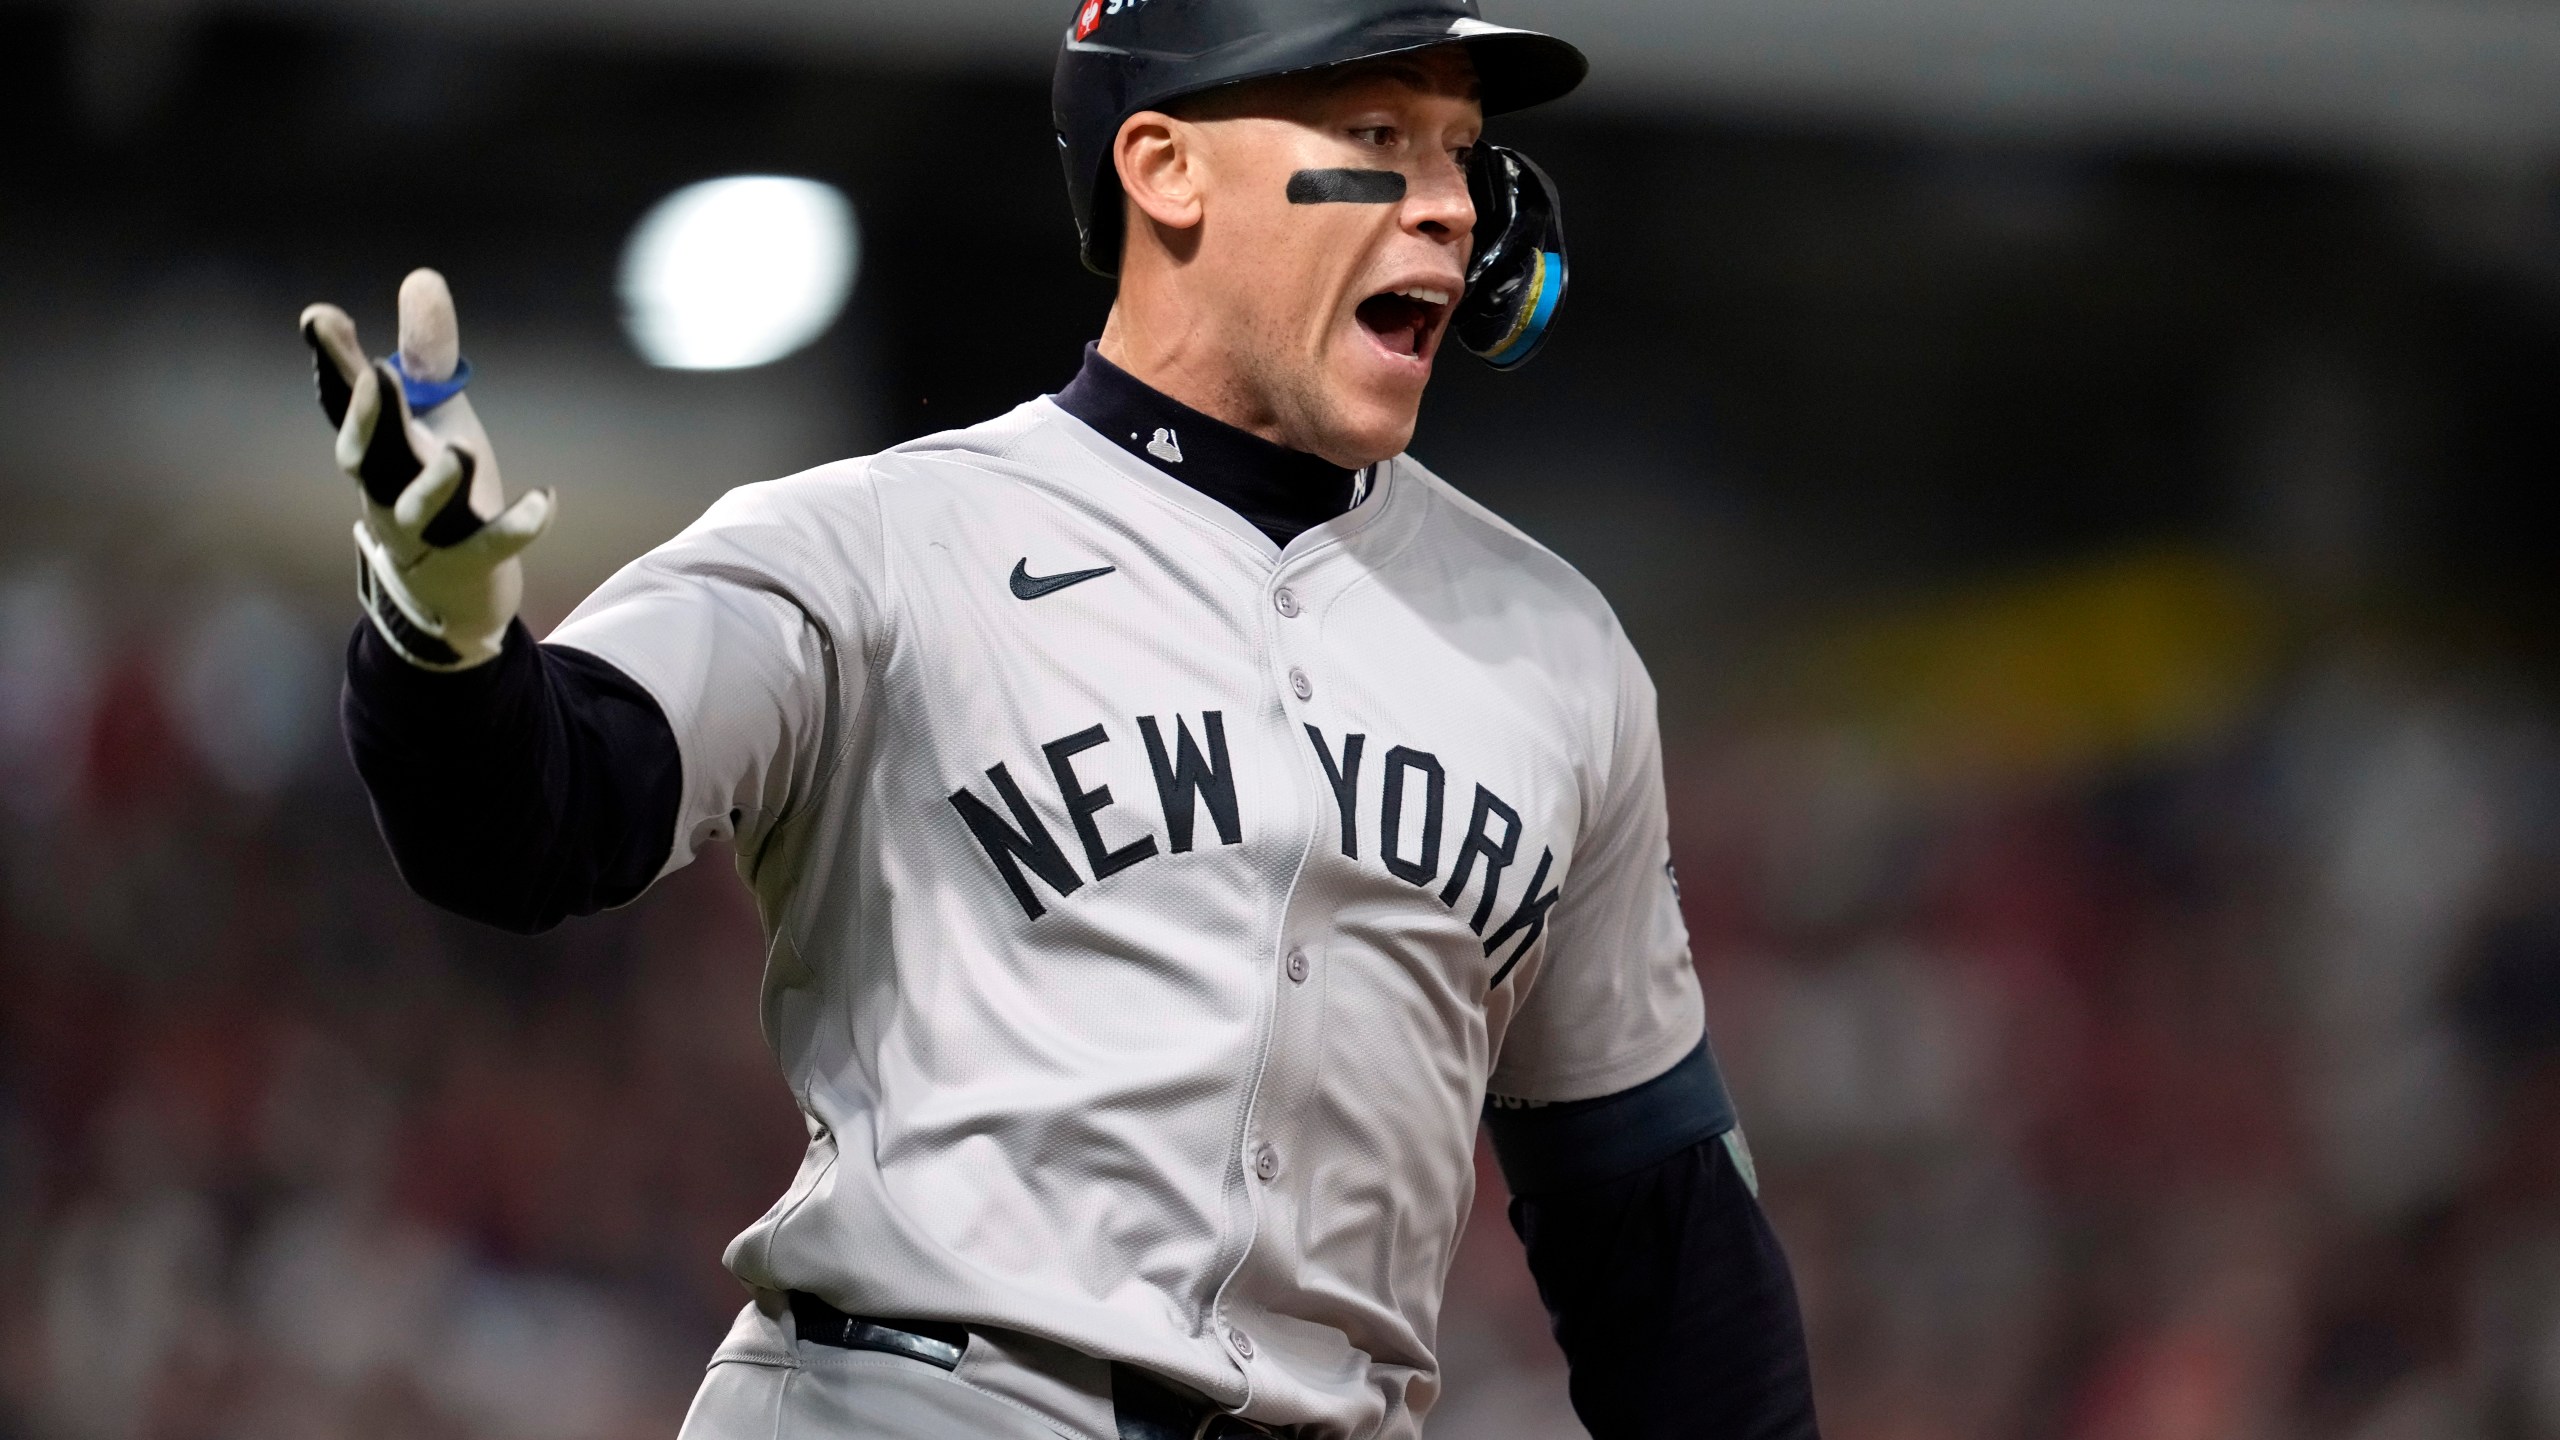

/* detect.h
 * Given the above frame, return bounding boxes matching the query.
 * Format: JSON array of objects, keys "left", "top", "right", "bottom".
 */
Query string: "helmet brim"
[
  {"left": 1328, "top": 18, "right": 1589, "bottom": 117},
  {"left": 1113, "top": 17, "right": 1587, "bottom": 121}
]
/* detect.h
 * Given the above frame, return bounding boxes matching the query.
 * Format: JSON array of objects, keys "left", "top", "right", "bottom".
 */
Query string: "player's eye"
[
  {"left": 1452, "top": 144, "right": 1475, "bottom": 170},
  {"left": 1352, "top": 125, "right": 1399, "bottom": 149}
]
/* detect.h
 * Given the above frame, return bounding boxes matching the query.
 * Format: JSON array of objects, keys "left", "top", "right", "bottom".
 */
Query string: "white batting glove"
[{"left": 299, "top": 268, "right": 554, "bottom": 671}]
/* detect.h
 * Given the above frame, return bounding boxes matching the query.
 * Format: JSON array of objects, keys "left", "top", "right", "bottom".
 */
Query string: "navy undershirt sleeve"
[
  {"left": 1486, "top": 1041, "right": 1820, "bottom": 1439},
  {"left": 340, "top": 620, "right": 682, "bottom": 934},
  {"left": 1484, "top": 1036, "right": 1739, "bottom": 1193}
]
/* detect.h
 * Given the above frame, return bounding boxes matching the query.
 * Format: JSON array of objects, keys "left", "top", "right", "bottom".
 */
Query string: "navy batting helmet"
[{"left": 1053, "top": 0, "right": 1586, "bottom": 368}]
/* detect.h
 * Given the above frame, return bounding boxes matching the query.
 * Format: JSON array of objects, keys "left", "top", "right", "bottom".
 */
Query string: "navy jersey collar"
[{"left": 1053, "top": 344, "right": 1361, "bottom": 550}]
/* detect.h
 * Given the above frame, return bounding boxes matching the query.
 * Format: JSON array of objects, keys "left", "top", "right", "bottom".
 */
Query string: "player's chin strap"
[{"left": 1454, "top": 145, "right": 1568, "bottom": 371}]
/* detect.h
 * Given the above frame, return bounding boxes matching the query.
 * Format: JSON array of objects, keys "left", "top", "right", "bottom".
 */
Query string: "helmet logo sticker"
[
  {"left": 1073, "top": 0, "right": 1152, "bottom": 40},
  {"left": 1285, "top": 169, "right": 1408, "bottom": 205}
]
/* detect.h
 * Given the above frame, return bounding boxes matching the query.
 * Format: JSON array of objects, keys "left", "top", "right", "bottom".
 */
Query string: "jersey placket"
[
  {"left": 1026, "top": 398, "right": 1363, "bottom": 1392},
  {"left": 1202, "top": 470, "right": 1403, "bottom": 1413},
  {"left": 1184, "top": 531, "right": 1323, "bottom": 1396}
]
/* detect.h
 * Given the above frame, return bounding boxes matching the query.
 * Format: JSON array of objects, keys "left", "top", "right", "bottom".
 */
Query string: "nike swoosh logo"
[{"left": 1010, "top": 559, "right": 1117, "bottom": 600}]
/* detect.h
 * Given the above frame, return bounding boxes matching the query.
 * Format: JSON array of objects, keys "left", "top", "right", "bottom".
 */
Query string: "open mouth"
[{"left": 1355, "top": 285, "right": 1452, "bottom": 361}]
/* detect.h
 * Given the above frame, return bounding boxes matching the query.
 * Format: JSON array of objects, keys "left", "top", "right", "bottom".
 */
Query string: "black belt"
[
  {"left": 787, "top": 1292, "right": 1285, "bottom": 1440},
  {"left": 788, "top": 1291, "right": 970, "bottom": 1370}
]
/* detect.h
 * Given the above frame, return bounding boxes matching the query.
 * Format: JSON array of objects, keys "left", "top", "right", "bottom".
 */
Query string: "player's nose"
[{"left": 1405, "top": 159, "right": 1476, "bottom": 248}]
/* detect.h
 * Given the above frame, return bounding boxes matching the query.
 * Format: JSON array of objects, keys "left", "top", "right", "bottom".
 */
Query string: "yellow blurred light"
[{"left": 1798, "top": 548, "right": 2279, "bottom": 781}]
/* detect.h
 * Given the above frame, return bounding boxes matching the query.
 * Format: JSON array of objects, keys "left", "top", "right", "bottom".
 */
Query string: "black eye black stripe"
[{"left": 1286, "top": 168, "right": 1406, "bottom": 205}]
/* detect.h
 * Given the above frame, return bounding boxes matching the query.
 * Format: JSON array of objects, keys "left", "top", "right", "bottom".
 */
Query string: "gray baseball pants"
[{"left": 677, "top": 1291, "right": 1121, "bottom": 1440}]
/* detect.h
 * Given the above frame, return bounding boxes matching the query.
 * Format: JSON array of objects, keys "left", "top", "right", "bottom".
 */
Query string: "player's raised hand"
[{"left": 299, "top": 268, "right": 554, "bottom": 670}]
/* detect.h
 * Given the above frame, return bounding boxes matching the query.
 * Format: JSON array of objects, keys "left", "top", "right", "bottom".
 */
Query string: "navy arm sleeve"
[
  {"left": 1485, "top": 1040, "right": 1819, "bottom": 1440},
  {"left": 340, "top": 620, "right": 682, "bottom": 934}
]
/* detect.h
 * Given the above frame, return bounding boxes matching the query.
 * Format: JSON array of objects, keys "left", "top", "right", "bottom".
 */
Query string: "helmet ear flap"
[{"left": 1454, "top": 145, "right": 1568, "bottom": 370}]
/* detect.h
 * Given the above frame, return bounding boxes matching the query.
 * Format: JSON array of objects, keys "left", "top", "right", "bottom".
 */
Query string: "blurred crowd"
[
  {"left": 0, "top": 564, "right": 804, "bottom": 1439},
  {"left": 1684, "top": 555, "right": 2560, "bottom": 1440},
  {"left": 4, "top": 541, "right": 2559, "bottom": 1440}
]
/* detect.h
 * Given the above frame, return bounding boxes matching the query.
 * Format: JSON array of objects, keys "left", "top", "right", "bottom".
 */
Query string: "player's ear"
[{"left": 1114, "top": 110, "right": 1206, "bottom": 235}]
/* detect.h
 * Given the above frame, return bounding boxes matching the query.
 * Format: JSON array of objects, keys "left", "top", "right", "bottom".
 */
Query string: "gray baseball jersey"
[{"left": 547, "top": 395, "right": 1705, "bottom": 1438}]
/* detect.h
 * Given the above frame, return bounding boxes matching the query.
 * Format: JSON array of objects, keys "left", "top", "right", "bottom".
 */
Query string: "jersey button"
[
  {"left": 1253, "top": 1143, "right": 1280, "bottom": 1181},
  {"left": 1287, "top": 667, "right": 1313, "bottom": 701},
  {"left": 1273, "top": 587, "right": 1301, "bottom": 618},
  {"left": 1229, "top": 1326, "right": 1256, "bottom": 1359},
  {"left": 1285, "top": 948, "right": 1309, "bottom": 984}
]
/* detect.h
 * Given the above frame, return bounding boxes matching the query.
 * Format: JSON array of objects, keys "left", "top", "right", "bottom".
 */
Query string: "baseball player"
[{"left": 306, "top": 2, "right": 1818, "bottom": 1436}]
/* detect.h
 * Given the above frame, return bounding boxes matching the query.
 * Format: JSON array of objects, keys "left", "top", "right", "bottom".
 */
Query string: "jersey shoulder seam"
[
  {"left": 1394, "top": 458, "right": 1623, "bottom": 625},
  {"left": 788, "top": 456, "right": 898, "bottom": 878},
  {"left": 699, "top": 456, "right": 892, "bottom": 887},
  {"left": 1393, "top": 456, "right": 1641, "bottom": 796}
]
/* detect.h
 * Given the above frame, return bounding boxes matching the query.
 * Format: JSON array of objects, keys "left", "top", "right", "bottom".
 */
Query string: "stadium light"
[{"left": 618, "top": 176, "right": 859, "bottom": 371}]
